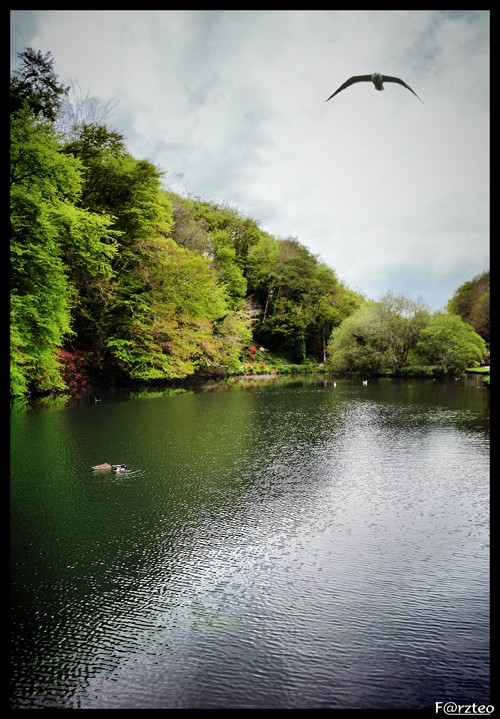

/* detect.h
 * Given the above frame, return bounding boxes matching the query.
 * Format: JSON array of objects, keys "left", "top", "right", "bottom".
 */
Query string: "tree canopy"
[
  {"left": 10, "top": 109, "right": 118, "bottom": 397},
  {"left": 11, "top": 48, "right": 68, "bottom": 121},
  {"left": 327, "top": 293, "right": 485, "bottom": 377},
  {"left": 416, "top": 313, "right": 487, "bottom": 374},
  {"left": 447, "top": 271, "right": 489, "bottom": 343},
  {"left": 10, "top": 47, "right": 490, "bottom": 400}
]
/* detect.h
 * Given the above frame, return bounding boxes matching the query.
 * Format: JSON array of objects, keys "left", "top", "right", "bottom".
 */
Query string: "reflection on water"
[{"left": 10, "top": 377, "right": 489, "bottom": 708}]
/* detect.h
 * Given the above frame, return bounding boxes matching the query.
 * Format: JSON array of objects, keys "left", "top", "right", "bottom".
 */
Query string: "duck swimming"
[
  {"left": 326, "top": 72, "right": 423, "bottom": 103},
  {"left": 92, "top": 463, "right": 128, "bottom": 471}
]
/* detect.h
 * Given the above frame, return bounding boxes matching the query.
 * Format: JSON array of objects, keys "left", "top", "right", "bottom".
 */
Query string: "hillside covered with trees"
[
  {"left": 10, "top": 49, "right": 489, "bottom": 401},
  {"left": 447, "top": 271, "right": 489, "bottom": 343}
]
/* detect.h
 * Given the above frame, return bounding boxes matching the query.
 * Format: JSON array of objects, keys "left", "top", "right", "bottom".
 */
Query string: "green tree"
[
  {"left": 416, "top": 313, "right": 487, "bottom": 374},
  {"left": 247, "top": 238, "right": 316, "bottom": 360},
  {"left": 212, "top": 306, "right": 254, "bottom": 375},
  {"left": 106, "top": 238, "right": 229, "bottom": 380},
  {"left": 327, "top": 294, "right": 431, "bottom": 375},
  {"left": 11, "top": 48, "right": 68, "bottom": 121},
  {"left": 10, "top": 110, "right": 117, "bottom": 398},
  {"left": 191, "top": 201, "right": 263, "bottom": 272},
  {"left": 256, "top": 296, "right": 310, "bottom": 362},
  {"left": 62, "top": 121, "right": 257, "bottom": 384},
  {"left": 375, "top": 293, "right": 430, "bottom": 371},
  {"left": 166, "top": 193, "right": 211, "bottom": 254},
  {"left": 210, "top": 230, "right": 247, "bottom": 306},
  {"left": 470, "top": 288, "right": 490, "bottom": 343},
  {"left": 12, "top": 47, "right": 375, "bottom": 395},
  {"left": 64, "top": 127, "right": 173, "bottom": 256},
  {"left": 62, "top": 123, "right": 132, "bottom": 210},
  {"left": 327, "top": 303, "right": 386, "bottom": 374},
  {"left": 447, "top": 271, "right": 489, "bottom": 342},
  {"left": 245, "top": 232, "right": 280, "bottom": 320},
  {"left": 303, "top": 262, "right": 363, "bottom": 363},
  {"left": 247, "top": 235, "right": 362, "bottom": 362},
  {"left": 62, "top": 124, "right": 173, "bottom": 357}
]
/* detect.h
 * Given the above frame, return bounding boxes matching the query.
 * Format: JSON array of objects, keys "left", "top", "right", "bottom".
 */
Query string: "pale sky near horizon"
[{"left": 10, "top": 10, "right": 490, "bottom": 311}]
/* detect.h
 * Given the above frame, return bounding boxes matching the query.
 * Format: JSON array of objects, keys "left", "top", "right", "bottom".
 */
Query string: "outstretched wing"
[
  {"left": 382, "top": 75, "right": 424, "bottom": 103},
  {"left": 325, "top": 75, "right": 373, "bottom": 102}
]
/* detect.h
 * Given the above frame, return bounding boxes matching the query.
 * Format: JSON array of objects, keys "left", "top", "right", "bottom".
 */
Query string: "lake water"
[{"left": 10, "top": 375, "right": 490, "bottom": 709}]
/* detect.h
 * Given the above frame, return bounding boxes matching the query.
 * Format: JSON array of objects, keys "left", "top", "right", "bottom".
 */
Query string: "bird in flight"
[{"left": 326, "top": 72, "right": 423, "bottom": 103}]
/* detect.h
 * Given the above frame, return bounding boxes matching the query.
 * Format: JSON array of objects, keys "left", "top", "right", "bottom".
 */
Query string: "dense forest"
[{"left": 10, "top": 49, "right": 490, "bottom": 401}]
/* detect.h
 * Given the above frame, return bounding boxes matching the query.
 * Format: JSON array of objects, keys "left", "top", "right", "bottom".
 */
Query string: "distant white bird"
[
  {"left": 362, "top": 380, "right": 368, "bottom": 386},
  {"left": 326, "top": 72, "right": 423, "bottom": 103}
]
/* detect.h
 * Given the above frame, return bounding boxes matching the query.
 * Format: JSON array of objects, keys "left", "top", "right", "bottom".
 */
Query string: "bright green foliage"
[
  {"left": 327, "top": 294, "right": 431, "bottom": 374},
  {"left": 328, "top": 296, "right": 485, "bottom": 377},
  {"left": 13, "top": 47, "right": 486, "bottom": 399},
  {"left": 119, "top": 187, "right": 361, "bottom": 370},
  {"left": 416, "top": 313, "right": 487, "bottom": 374},
  {"left": 10, "top": 110, "right": 118, "bottom": 397},
  {"left": 63, "top": 125, "right": 171, "bottom": 241},
  {"left": 167, "top": 195, "right": 259, "bottom": 303},
  {"left": 106, "top": 238, "right": 229, "bottom": 380},
  {"left": 447, "top": 271, "right": 489, "bottom": 342},
  {"left": 374, "top": 293, "right": 431, "bottom": 371},
  {"left": 245, "top": 232, "right": 279, "bottom": 315},
  {"left": 211, "top": 305, "right": 254, "bottom": 374},
  {"left": 211, "top": 230, "right": 247, "bottom": 305},
  {"left": 167, "top": 194, "right": 263, "bottom": 261},
  {"left": 62, "top": 125, "right": 173, "bottom": 352},
  {"left": 112, "top": 158, "right": 173, "bottom": 265},
  {"left": 327, "top": 303, "right": 387, "bottom": 374},
  {"left": 61, "top": 122, "right": 249, "bottom": 383},
  {"left": 191, "top": 201, "right": 263, "bottom": 271}
]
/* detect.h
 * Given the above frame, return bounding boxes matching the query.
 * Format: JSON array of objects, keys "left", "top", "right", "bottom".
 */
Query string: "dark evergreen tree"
[{"left": 10, "top": 48, "right": 68, "bottom": 121}]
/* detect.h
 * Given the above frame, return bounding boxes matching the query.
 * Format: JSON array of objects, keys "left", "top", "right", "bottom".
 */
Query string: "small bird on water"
[{"left": 326, "top": 72, "right": 423, "bottom": 103}]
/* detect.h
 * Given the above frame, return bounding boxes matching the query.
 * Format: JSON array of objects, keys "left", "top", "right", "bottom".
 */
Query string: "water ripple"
[{"left": 10, "top": 379, "right": 489, "bottom": 709}]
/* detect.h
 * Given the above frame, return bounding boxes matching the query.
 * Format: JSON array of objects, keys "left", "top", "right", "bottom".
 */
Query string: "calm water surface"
[{"left": 10, "top": 376, "right": 490, "bottom": 709}]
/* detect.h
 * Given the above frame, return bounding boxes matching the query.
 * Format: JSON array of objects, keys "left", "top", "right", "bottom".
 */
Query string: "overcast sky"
[{"left": 10, "top": 10, "right": 489, "bottom": 311}]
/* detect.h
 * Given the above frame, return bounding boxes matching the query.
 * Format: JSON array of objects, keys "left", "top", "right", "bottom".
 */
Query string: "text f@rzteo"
[{"left": 435, "top": 702, "right": 494, "bottom": 715}]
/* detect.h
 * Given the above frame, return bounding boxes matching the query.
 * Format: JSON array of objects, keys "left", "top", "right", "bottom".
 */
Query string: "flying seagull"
[{"left": 326, "top": 72, "right": 423, "bottom": 103}]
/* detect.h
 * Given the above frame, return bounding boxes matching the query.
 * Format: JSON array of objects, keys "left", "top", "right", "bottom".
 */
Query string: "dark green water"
[{"left": 10, "top": 376, "right": 490, "bottom": 709}]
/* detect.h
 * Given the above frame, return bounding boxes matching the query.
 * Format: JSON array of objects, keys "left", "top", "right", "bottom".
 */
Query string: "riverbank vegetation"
[{"left": 10, "top": 49, "right": 490, "bottom": 401}]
